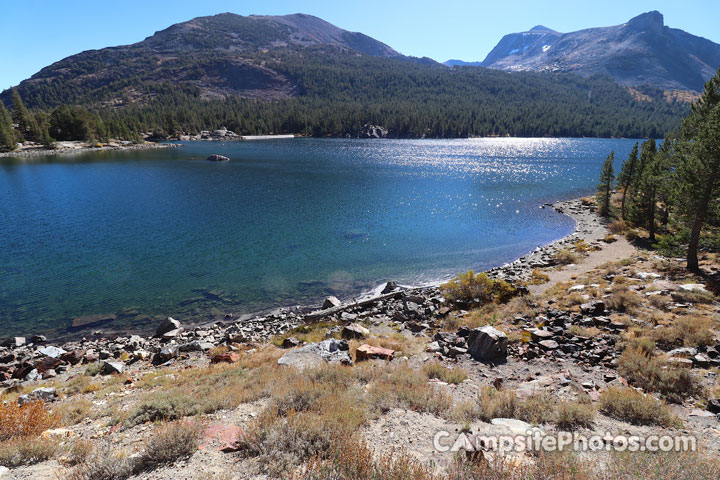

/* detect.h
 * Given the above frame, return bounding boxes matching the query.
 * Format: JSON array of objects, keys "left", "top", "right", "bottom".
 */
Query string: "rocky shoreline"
[
  {"left": 0, "top": 197, "right": 604, "bottom": 389},
  {"left": 0, "top": 141, "right": 179, "bottom": 158}
]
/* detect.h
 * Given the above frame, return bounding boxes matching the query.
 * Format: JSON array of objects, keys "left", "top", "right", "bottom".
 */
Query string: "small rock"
[
  {"left": 39, "top": 346, "right": 67, "bottom": 358},
  {"left": 355, "top": 344, "right": 395, "bottom": 361}
]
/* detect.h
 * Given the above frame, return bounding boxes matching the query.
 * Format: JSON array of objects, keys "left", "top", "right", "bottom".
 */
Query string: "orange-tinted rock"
[{"left": 355, "top": 344, "right": 394, "bottom": 361}]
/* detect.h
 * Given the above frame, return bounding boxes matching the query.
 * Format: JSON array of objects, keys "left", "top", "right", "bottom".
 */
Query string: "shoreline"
[
  {"left": 0, "top": 141, "right": 180, "bottom": 158},
  {"left": 0, "top": 195, "right": 607, "bottom": 388},
  {"left": 3, "top": 196, "right": 602, "bottom": 342}
]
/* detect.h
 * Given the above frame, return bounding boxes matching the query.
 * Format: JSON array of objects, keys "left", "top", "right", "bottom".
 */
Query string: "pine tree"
[
  {"left": 597, "top": 151, "right": 615, "bottom": 217},
  {"left": 10, "top": 89, "right": 40, "bottom": 141},
  {"left": 0, "top": 101, "right": 16, "bottom": 151},
  {"left": 616, "top": 142, "right": 639, "bottom": 220},
  {"left": 675, "top": 68, "right": 720, "bottom": 271},
  {"left": 636, "top": 140, "right": 673, "bottom": 242}
]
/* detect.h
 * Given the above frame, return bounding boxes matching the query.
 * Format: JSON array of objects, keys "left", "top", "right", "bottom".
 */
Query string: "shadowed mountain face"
[
  {"left": 452, "top": 11, "right": 720, "bottom": 92},
  {"left": 0, "top": 13, "right": 410, "bottom": 108}
]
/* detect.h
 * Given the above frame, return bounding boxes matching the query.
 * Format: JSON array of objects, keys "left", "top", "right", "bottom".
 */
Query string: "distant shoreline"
[{"left": 0, "top": 141, "right": 180, "bottom": 158}]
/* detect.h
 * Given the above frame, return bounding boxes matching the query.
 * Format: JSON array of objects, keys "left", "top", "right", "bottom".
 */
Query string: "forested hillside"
[{"left": 0, "top": 14, "right": 691, "bottom": 147}]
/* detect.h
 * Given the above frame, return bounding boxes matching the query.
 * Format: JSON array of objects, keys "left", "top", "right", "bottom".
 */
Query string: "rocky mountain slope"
[
  {"left": 0, "top": 13, "right": 422, "bottom": 108},
  {"left": 450, "top": 11, "right": 720, "bottom": 92}
]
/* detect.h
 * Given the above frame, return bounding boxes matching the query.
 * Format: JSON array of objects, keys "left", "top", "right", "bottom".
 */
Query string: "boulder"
[
  {"left": 530, "top": 328, "right": 553, "bottom": 342},
  {"left": 580, "top": 300, "right": 605, "bottom": 315},
  {"left": 207, "top": 154, "right": 230, "bottom": 162},
  {"left": 538, "top": 340, "right": 559, "bottom": 350},
  {"left": 341, "top": 323, "right": 370, "bottom": 340},
  {"left": 467, "top": 326, "right": 508, "bottom": 361},
  {"left": 101, "top": 361, "right": 124, "bottom": 375},
  {"left": 39, "top": 346, "right": 66, "bottom": 358},
  {"left": 155, "top": 317, "right": 182, "bottom": 337},
  {"left": 281, "top": 337, "right": 301, "bottom": 349},
  {"left": 678, "top": 284, "right": 709, "bottom": 293},
  {"left": 381, "top": 281, "right": 399, "bottom": 294},
  {"left": 322, "top": 296, "right": 342, "bottom": 309},
  {"left": 210, "top": 352, "right": 241, "bottom": 364},
  {"left": 152, "top": 345, "right": 179, "bottom": 364},
  {"left": 277, "top": 339, "right": 351, "bottom": 368},
  {"left": 355, "top": 344, "right": 394, "bottom": 361},
  {"left": 358, "top": 124, "right": 388, "bottom": 139},
  {"left": 2, "top": 337, "right": 25, "bottom": 348},
  {"left": 18, "top": 387, "right": 57, "bottom": 405}
]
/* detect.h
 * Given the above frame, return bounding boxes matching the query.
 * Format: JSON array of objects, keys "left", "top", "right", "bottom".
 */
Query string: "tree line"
[
  {"left": 0, "top": 46, "right": 689, "bottom": 150},
  {"left": 596, "top": 68, "right": 720, "bottom": 271}
]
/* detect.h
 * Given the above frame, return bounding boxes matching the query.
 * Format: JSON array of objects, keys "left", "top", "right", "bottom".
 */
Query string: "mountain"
[
  {"left": 0, "top": 13, "right": 689, "bottom": 140},
  {"left": 448, "top": 12, "right": 720, "bottom": 92},
  {"left": 0, "top": 13, "right": 426, "bottom": 109}
]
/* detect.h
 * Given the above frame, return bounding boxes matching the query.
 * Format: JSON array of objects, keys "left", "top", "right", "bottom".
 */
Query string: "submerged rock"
[{"left": 207, "top": 154, "right": 230, "bottom": 162}]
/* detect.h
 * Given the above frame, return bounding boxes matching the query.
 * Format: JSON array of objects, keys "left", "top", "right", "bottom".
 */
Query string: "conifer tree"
[
  {"left": 675, "top": 68, "right": 720, "bottom": 271},
  {"left": 597, "top": 151, "right": 615, "bottom": 217},
  {"left": 10, "top": 89, "right": 41, "bottom": 141},
  {"left": 616, "top": 142, "right": 639, "bottom": 220},
  {"left": 0, "top": 101, "right": 16, "bottom": 151}
]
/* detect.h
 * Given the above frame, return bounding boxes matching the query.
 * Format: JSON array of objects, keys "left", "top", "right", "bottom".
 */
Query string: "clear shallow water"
[{"left": 0, "top": 138, "right": 637, "bottom": 337}]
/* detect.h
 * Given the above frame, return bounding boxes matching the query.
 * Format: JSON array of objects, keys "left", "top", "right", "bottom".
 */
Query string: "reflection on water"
[{"left": 0, "top": 138, "right": 637, "bottom": 336}]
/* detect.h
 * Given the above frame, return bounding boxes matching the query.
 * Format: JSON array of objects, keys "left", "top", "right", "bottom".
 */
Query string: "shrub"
[
  {"left": 440, "top": 271, "right": 517, "bottom": 307},
  {"left": 605, "top": 286, "right": 642, "bottom": 313},
  {"left": 671, "top": 289, "right": 717, "bottom": 305},
  {"left": 368, "top": 366, "right": 453, "bottom": 416},
  {"left": 608, "top": 220, "right": 628, "bottom": 234},
  {"left": 456, "top": 387, "right": 554, "bottom": 425},
  {"left": 600, "top": 387, "right": 681, "bottom": 427},
  {"left": 135, "top": 420, "right": 201, "bottom": 471},
  {"left": 607, "top": 450, "right": 720, "bottom": 480},
  {"left": 0, "top": 400, "right": 58, "bottom": 441},
  {"left": 292, "top": 434, "right": 434, "bottom": 480},
  {"left": 422, "top": 362, "right": 468, "bottom": 384},
  {"left": 675, "top": 315, "right": 715, "bottom": 347},
  {"left": 125, "top": 395, "right": 196, "bottom": 426},
  {"left": 568, "top": 325, "right": 601, "bottom": 338},
  {"left": 553, "top": 249, "right": 578, "bottom": 265},
  {"left": 554, "top": 401, "right": 596, "bottom": 431},
  {"left": 0, "top": 437, "right": 60, "bottom": 467},
  {"left": 529, "top": 269, "right": 550, "bottom": 285},
  {"left": 603, "top": 234, "right": 618, "bottom": 243},
  {"left": 617, "top": 349, "right": 697, "bottom": 401}
]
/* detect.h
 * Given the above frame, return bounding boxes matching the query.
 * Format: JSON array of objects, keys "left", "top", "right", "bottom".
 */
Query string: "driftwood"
[{"left": 304, "top": 288, "right": 434, "bottom": 321}]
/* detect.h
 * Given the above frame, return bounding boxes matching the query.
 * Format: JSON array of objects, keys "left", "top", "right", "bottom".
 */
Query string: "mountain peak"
[
  {"left": 479, "top": 11, "right": 719, "bottom": 92},
  {"left": 626, "top": 10, "right": 664, "bottom": 34},
  {"left": 529, "top": 25, "right": 554, "bottom": 32}
]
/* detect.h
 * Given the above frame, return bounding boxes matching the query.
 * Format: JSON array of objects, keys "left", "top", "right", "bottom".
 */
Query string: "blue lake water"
[{"left": 0, "top": 138, "right": 638, "bottom": 337}]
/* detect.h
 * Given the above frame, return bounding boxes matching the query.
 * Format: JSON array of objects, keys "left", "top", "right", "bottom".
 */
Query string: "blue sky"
[{"left": 1, "top": 0, "right": 718, "bottom": 91}]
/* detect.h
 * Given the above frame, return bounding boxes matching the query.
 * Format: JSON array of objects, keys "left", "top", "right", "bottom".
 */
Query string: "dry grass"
[
  {"left": 671, "top": 289, "right": 717, "bottom": 304},
  {"left": 135, "top": 420, "right": 202, "bottom": 471},
  {"left": 422, "top": 362, "right": 468, "bottom": 384},
  {"left": 68, "top": 420, "right": 202, "bottom": 479},
  {"left": 600, "top": 387, "right": 681, "bottom": 428},
  {"left": 368, "top": 365, "right": 453, "bottom": 416},
  {"left": 454, "top": 387, "right": 555, "bottom": 425},
  {"left": 617, "top": 349, "right": 697, "bottom": 401},
  {"left": 651, "top": 315, "right": 715, "bottom": 348},
  {"left": 608, "top": 220, "right": 629, "bottom": 234},
  {"left": 529, "top": 269, "right": 550, "bottom": 285},
  {"left": 568, "top": 325, "right": 601, "bottom": 338},
  {"left": 605, "top": 285, "right": 643, "bottom": 313},
  {"left": 553, "top": 248, "right": 579, "bottom": 265},
  {"left": 0, "top": 436, "right": 60, "bottom": 467},
  {"left": 554, "top": 400, "right": 596, "bottom": 430}
]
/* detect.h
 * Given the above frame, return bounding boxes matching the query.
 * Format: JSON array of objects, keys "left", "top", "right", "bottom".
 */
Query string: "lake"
[{"left": 0, "top": 138, "right": 638, "bottom": 337}]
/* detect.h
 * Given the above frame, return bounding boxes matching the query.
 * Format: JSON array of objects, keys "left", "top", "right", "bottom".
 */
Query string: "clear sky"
[{"left": 1, "top": 0, "right": 719, "bottom": 91}]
